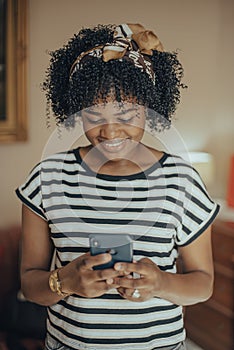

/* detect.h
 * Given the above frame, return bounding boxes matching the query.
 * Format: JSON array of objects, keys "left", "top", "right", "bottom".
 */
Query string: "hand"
[
  {"left": 113, "top": 258, "right": 164, "bottom": 302},
  {"left": 59, "top": 253, "right": 125, "bottom": 298}
]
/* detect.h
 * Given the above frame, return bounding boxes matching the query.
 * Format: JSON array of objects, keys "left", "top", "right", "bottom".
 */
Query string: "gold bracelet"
[{"left": 49, "top": 268, "right": 70, "bottom": 297}]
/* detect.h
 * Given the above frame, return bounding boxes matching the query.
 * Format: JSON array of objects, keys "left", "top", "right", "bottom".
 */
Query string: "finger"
[
  {"left": 114, "top": 276, "right": 145, "bottom": 290},
  {"left": 123, "top": 288, "right": 135, "bottom": 298},
  {"left": 115, "top": 258, "right": 157, "bottom": 275},
  {"left": 80, "top": 253, "right": 112, "bottom": 270},
  {"left": 117, "top": 287, "right": 144, "bottom": 301},
  {"left": 114, "top": 261, "right": 147, "bottom": 275},
  {"left": 117, "top": 287, "right": 131, "bottom": 298},
  {"left": 94, "top": 267, "right": 126, "bottom": 282},
  {"left": 98, "top": 280, "right": 117, "bottom": 291},
  {"left": 139, "top": 257, "right": 155, "bottom": 265},
  {"left": 117, "top": 287, "right": 125, "bottom": 296},
  {"left": 117, "top": 287, "right": 132, "bottom": 298},
  {"left": 90, "top": 281, "right": 117, "bottom": 297}
]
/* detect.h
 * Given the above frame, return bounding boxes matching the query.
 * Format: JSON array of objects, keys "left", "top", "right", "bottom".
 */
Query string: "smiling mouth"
[{"left": 99, "top": 138, "right": 129, "bottom": 152}]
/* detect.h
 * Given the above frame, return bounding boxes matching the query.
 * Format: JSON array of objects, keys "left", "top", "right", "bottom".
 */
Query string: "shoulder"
[
  {"left": 37, "top": 149, "right": 77, "bottom": 168},
  {"left": 153, "top": 151, "right": 205, "bottom": 190},
  {"left": 146, "top": 147, "right": 194, "bottom": 170},
  {"left": 24, "top": 150, "right": 78, "bottom": 182},
  {"left": 161, "top": 152, "right": 197, "bottom": 174}
]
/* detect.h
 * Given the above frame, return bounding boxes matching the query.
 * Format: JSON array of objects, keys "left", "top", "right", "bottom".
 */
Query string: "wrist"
[
  {"left": 154, "top": 270, "right": 168, "bottom": 298},
  {"left": 48, "top": 268, "right": 72, "bottom": 298}
]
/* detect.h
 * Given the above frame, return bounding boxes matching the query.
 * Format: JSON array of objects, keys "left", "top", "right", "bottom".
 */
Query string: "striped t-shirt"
[{"left": 16, "top": 148, "right": 219, "bottom": 350}]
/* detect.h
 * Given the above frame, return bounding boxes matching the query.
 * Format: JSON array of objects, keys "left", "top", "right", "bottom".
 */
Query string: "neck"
[{"left": 80, "top": 143, "right": 162, "bottom": 176}]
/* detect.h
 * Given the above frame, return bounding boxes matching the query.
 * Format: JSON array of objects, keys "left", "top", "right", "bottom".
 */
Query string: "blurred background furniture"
[
  {"left": 185, "top": 219, "right": 234, "bottom": 350},
  {"left": 0, "top": 226, "right": 46, "bottom": 350}
]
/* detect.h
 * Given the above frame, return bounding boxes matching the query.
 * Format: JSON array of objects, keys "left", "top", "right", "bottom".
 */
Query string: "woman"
[{"left": 16, "top": 23, "right": 219, "bottom": 350}]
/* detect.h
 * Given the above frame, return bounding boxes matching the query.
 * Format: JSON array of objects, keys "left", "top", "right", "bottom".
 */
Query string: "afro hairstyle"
[{"left": 43, "top": 24, "right": 187, "bottom": 131}]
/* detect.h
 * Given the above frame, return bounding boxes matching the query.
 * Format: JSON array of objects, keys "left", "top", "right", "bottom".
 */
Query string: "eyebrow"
[
  {"left": 83, "top": 108, "right": 136, "bottom": 116},
  {"left": 83, "top": 109, "right": 101, "bottom": 116}
]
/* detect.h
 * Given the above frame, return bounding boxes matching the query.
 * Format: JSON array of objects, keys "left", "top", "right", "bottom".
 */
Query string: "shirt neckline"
[{"left": 73, "top": 147, "right": 169, "bottom": 181}]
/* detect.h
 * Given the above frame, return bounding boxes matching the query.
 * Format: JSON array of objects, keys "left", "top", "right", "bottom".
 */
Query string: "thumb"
[
  {"left": 139, "top": 257, "right": 155, "bottom": 266},
  {"left": 78, "top": 252, "right": 112, "bottom": 270}
]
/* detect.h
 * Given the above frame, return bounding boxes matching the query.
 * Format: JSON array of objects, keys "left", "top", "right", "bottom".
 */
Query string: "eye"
[
  {"left": 117, "top": 116, "right": 135, "bottom": 124},
  {"left": 85, "top": 117, "right": 105, "bottom": 124},
  {"left": 82, "top": 108, "right": 105, "bottom": 124}
]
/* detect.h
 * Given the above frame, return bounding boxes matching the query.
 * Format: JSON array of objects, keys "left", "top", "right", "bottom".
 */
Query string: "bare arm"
[
  {"left": 114, "top": 226, "right": 214, "bottom": 305},
  {"left": 157, "top": 226, "right": 214, "bottom": 305},
  {"left": 20, "top": 205, "right": 123, "bottom": 306},
  {"left": 20, "top": 204, "right": 62, "bottom": 305}
]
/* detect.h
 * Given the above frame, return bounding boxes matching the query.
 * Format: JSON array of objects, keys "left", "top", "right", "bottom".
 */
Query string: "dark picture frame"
[{"left": 0, "top": 0, "right": 28, "bottom": 142}]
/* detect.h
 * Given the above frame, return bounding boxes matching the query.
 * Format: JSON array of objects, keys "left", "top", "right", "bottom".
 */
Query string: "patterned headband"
[{"left": 69, "top": 23, "right": 163, "bottom": 84}]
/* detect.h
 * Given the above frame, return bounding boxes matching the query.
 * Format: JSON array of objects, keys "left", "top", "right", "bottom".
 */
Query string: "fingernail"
[
  {"left": 106, "top": 278, "right": 113, "bottom": 285},
  {"left": 103, "top": 254, "right": 111, "bottom": 261},
  {"left": 126, "top": 274, "right": 133, "bottom": 279},
  {"left": 115, "top": 263, "right": 122, "bottom": 271}
]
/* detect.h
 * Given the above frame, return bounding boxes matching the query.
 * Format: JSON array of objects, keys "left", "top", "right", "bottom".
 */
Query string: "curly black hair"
[{"left": 43, "top": 24, "right": 186, "bottom": 131}]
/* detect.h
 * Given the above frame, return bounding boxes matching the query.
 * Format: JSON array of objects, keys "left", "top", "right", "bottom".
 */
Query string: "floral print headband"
[{"left": 69, "top": 23, "right": 163, "bottom": 84}]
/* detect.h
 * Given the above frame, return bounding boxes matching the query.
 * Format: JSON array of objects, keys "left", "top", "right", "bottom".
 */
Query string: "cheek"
[
  {"left": 136, "top": 128, "right": 145, "bottom": 141},
  {"left": 131, "top": 124, "right": 145, "bottom": 139},
  {"left": 123, "top": 127, "right": 144, "bottom": 144},
  {"left": 83, "top": 126, "right": 99, "bottom": 142}
]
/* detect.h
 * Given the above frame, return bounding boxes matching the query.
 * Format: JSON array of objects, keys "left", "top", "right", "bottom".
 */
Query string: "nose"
[{"left": 100, "top": 123, "right": 121, "bottom": 139}]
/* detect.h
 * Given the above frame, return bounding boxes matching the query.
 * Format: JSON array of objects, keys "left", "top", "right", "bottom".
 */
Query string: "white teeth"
[{"left": 103, "top": 139, "right": 125, "bottom": 147}]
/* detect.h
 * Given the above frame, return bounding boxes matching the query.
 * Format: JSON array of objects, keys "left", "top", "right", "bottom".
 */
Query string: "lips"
[{"left": 99, "top": 138, "right": 129, "bottom": 153}]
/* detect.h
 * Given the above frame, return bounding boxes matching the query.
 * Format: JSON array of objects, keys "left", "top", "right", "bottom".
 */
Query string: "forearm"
[
  {"left": 21, "top": 269, "right": 64, "bottom": 306},
  {"left": 114, "top": 263, "right": 213, "bottom": 305},
  {"left": 114, "top": 229, "right": 214, "bottom": 304},
  {"left": 157, "top": 270, "right": 214, "bottom": 306},
  {"left": 21, "top": 253, "right": 122, "bottom": 305}
]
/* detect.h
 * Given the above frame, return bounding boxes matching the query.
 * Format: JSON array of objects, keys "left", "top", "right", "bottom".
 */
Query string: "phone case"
[{"left": 89, "top": 234, "right": 133, "bottom": 270}]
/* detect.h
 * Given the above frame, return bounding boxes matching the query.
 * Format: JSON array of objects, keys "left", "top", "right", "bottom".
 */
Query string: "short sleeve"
[
  {"left": 15, "top": 163, "right": 47, "bottom": 220},
  {"left": 176, "top": 166, "right": 220, "bottom": 246}
]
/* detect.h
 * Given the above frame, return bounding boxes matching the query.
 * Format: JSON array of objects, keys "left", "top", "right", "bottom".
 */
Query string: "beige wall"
[{"left": 0, "top": 0, "right": 234, "bottom": 228}]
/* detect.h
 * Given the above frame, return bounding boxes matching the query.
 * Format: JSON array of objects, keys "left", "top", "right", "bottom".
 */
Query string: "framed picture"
[
  {"left": 0, "top": 0, "right": 28, "bottom": 142},
  {"left": 227, "top": 155, "right": 234, "bottom": 208}
]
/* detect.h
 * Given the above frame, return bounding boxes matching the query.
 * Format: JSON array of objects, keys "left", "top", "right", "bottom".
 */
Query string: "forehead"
[{"left": 83, "top": 101, "right": 145, "bottom": 115}]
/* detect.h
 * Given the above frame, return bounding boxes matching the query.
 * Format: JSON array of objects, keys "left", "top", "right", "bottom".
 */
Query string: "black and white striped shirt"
[{"left": 16, "top": 148, "right": 219, "bottom": 350}]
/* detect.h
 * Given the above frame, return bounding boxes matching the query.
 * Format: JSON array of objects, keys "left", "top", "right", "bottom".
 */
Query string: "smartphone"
[{"left": 89, "top": 234, "right": 133, "bottom": 270}]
